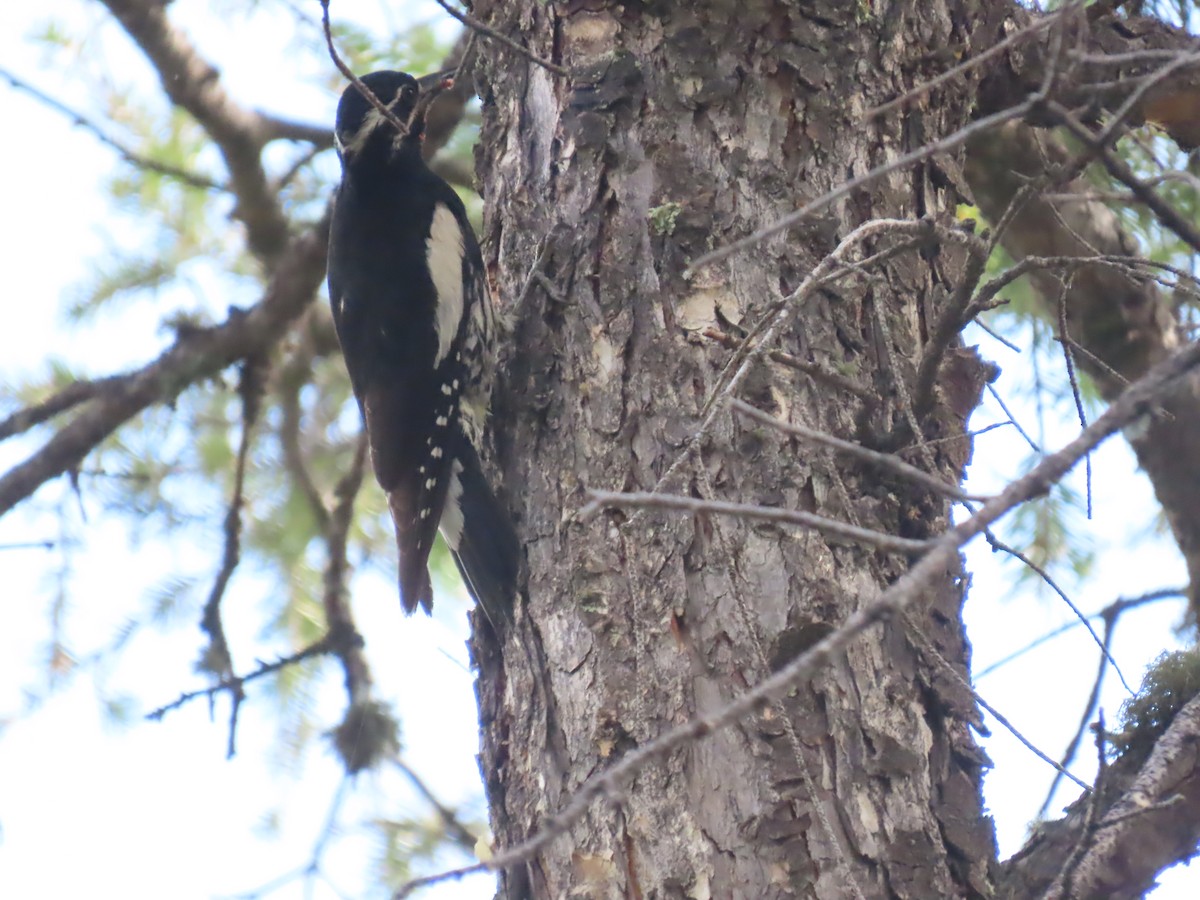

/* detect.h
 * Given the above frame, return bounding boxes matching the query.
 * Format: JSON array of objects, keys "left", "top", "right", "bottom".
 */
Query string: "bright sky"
[{"left": 1, "top": 2, "right": 1197, "bottom": 898}]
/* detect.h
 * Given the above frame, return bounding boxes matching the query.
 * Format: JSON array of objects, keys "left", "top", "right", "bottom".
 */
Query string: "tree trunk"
[{"left": 473, "top": 2, "right": 997, "bottom": 896}]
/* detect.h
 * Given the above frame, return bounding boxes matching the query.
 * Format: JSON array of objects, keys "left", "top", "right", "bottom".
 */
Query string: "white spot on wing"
[
  {"left": 439, "top": 460, "right": 465, "bottom": 550},
  {"left": 427, "top": 204, "right": 465, "bottom": 365}
]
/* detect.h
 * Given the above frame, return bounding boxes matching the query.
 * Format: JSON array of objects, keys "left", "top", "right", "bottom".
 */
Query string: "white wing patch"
[
  {"left": 438, "top": 459, "right": 465, "bottom": 550},
  {"left": 427, "top": 204, "right": 465, "bottom": 366}
]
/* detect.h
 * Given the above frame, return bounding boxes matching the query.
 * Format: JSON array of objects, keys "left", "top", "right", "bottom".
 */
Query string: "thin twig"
[
  {"left": 430, "top": 0, "right": 567, "bottom": 77},
  {"left": 866, "top": 14, "right": 1058, "bottom": 118},
  {"left": 731, "top": 399, "right": 986, "bottom": 501},
  {"left": 1038, "top": 629, "right": 1110, "bottom": 820},
  {"left": 984, "top": 530, "right": 1133, "bottom": 696},
  {"left": 583, "top": 489, "right": 932, "bottom": 554},
  {"left": 913, "top": 225, "right": 991, "bottom": 419},
  {"left": 394, "top": 757, "right": 481, "bottom": 854},
  {"left": 1051, "top": 102, "right": 1200, "bottom": 256},
  {"left": 685, "top": 101, "right": 1033, "bottom": 275},
  {"left": 0, "top": 67, "right": 225, "bottom": 192},
  {"left": 146, "top": 631, "right": 351, "bottom": 720},
  {"left": 322, "top": 432, "right": 371, "bottom": 704},
  {"left": 973, "top": 318, "right": 1021, "bottom": 352},
  {"left": 198, "top": 358, "right": 266, "bottom": 757},
  {"left": 1060, "top": 336, "right": 1130, "bottom": 392},
  {"left": 904, "top": 617, "right": 1091, "bottom": 793},
  {"left": 0, "top": 376, "right": 124, "bottom": 442},
  {"left": 1056, "top": 277, "right": 1092, "bottom": 518},
  {"left": 974, "top": 587, "right": 1185, "bottom": 679},
  {"left": 985, "top": 383, "right": 1043, "bottom": 454},
  {"left": 320, "top": 0, "right": 414, "bottom": 141},
  {"left": 704, "top": 329, "right": 874, "bottom": 401}
]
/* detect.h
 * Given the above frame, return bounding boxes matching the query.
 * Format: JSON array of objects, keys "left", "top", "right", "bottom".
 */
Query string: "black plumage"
[{"left": 326, "top": 70, "right": 517, "bottom": 619}]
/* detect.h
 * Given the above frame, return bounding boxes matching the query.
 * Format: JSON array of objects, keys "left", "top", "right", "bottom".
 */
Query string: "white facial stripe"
[
  {"left": 339, "top": 107, "right": 388, "bottom": 157},
  {"left": 438, "top": 460, "right": 465, "bottom": 550},
  {"left": 427, "top": 204, "right": 465, "bottom": 365}
]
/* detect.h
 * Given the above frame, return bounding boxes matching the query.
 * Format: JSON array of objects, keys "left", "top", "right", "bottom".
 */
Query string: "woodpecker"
[{"left": 327, "top": 70, "right": 517, "bottom": 619}]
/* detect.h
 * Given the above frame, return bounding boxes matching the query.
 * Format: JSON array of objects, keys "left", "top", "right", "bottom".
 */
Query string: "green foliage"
[
  {"left": 649, "top": 201, "right": 683, "bottom": 236},
  {"left": 1110, "top": 647, "right": 1200, "bottom": 766}
]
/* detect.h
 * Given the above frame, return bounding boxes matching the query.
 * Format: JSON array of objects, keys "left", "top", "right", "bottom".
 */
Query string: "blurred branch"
[
  {"left": 322, "top": 432, "right": 371, "bottom": 704},
  {"left": 731, "top": 399, "right": 985, "bottom": 501},
  {"left": 258, "top": 111, "right": 333, "bottom": 148},
  {"left": 965, "top": 120, "right": 1200, "bottom": 613},
  {"left": 703, "top": 328, "right": 875, "bottom": 401},
  {"left": 197, "top": 357, "right": 269, "bottom": 757},
  {"left": 0, "top": 375, "right": 123, "bottom": 442},
  {"left": 276, "top": 327, "right": 332, "bottom": 533},
  {"left": 0, "top": 66, "right": 225, "bottom": 192},
  {"left": 976, "top": 587, "right": 1187, "bottom": 680},
  {"left": 0, "top": 217, "right": 330, "bottom": 519},
  {"left": 395, "top": 757, "right": 481, "bottom": 854},
  {"left": 99, "top": 0, "right": 292, "bottom": 260},
  {"left": 146, "top": 626, "right": 359, "bottom": 722}
]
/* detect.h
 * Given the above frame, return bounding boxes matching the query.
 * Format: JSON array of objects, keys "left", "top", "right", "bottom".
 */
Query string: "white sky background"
[{"left": 0, "top": 2, "right": 1197, "bottom": 898}]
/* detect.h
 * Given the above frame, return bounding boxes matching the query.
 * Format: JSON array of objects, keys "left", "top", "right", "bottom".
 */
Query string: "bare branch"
[
  {"left": 583, "top": 489, "right": 932, "bottom": 554},
  {"left": 730, "top": 399, "right": 985, "bottom": 501},
  {"left": 1050, "top": 101, "right": 1200, "bottom": 256},
  {"left": 982, "top": 530, "right": 1134, "bottom": 696},
  {"left": 394, "top": 757, "right": 481, "bottom": 855},
  {"left": 0, "top": 67, "right": 225, "bottom": 192},
  {"left": 99, "top": 0, "right": 291, "bottom": 260},
  {"left": 977, "top": 587, "right": 1186, "bottom": 680},
  {"left": 146, "top": 629, "right": 354, "bottom": 721},
  {"left": 430, "top": 0, "right": 567, "bottom": 77},
  {"left": 197, "top": 357, "right": 268, "bottom": 758},
  {"left": 867, "top": 14, "right": 1057, "bottom": 119},
  {"left": 685, "top": 101, "right": 1034, "bottom": 275},
  {"left": 322, "top": 432, "right": 371, "bottom": 704},
  {"left": 985, "top": 383, "right": 1043, "bottom": 455},
  {"left": 0, "top": 219, "right": 329, "bottom": 518},
  {"left": 1055, "top": 277, "right": 1093, "bottom": 518},
  {"left": 319, "top": 0, "right": 414, "bottom": 144},
  {"left": 0, "top": 376, "right": 124, "bottom": 442},
  {"left": 703, "top": 329, "right": 875, "bottom": 401}
]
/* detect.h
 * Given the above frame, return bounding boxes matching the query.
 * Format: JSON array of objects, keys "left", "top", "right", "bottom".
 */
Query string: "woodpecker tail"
[
  {"left": 449, "top": 440, "right": 519, "bottom": 629},
  {"left": 389, "top": 491, "right": 436, "bottom": 615}
]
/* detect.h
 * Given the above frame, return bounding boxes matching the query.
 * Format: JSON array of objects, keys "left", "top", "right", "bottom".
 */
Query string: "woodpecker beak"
[{"left": 412, "top": 75, "right": 454, "bottom": 130}]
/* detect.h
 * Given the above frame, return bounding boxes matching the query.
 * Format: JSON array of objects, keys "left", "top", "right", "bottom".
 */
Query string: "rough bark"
[{"left": 472, "top": 2, "right": 997, "bottom": 897}]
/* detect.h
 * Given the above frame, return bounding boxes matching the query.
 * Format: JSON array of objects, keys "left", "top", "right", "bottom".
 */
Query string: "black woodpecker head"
[{"left": 333, "top": 70, "right": 450, "bottom": 165}]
